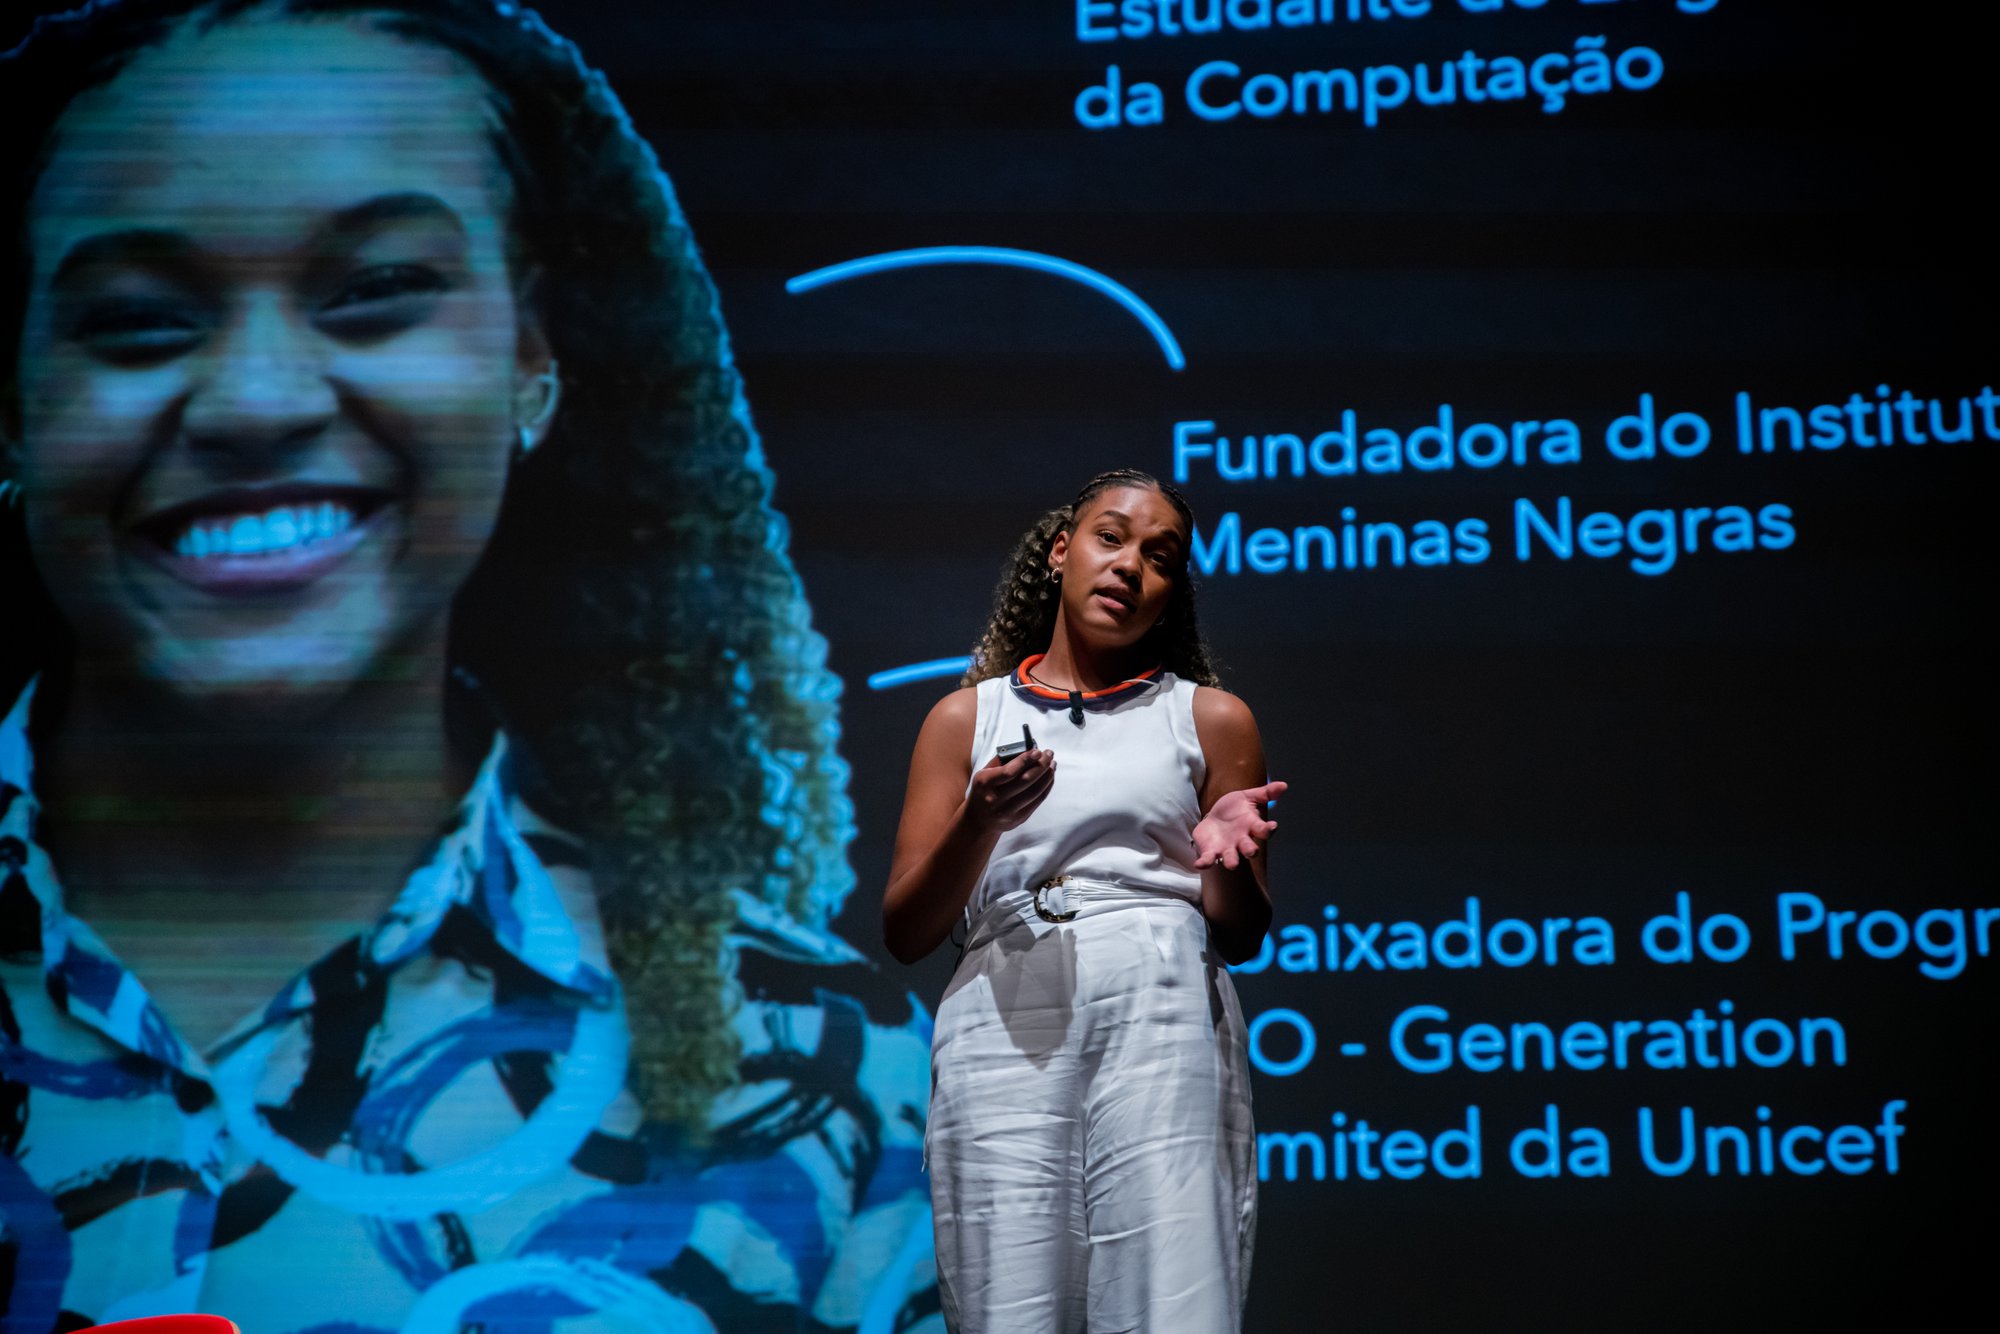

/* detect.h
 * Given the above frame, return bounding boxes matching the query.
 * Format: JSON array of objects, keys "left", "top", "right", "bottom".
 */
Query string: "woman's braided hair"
[
  {"left": 1, "top": 0, "right": 856, "bottom": 1135},
  {"left": 964, "top": 469, "right": 1221, "bottom": 688}
]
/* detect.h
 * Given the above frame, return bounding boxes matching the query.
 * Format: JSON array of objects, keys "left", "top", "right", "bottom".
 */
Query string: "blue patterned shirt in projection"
[{"left": 0, "top": 684, "right": 939, "bottom": 1334}]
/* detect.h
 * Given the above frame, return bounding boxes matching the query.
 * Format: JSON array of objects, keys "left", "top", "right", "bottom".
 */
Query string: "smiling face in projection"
[{"left": 15, "top": 16, "right": 542, "bottom": 710}]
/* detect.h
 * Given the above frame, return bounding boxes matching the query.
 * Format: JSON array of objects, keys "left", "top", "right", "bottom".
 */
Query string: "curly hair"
[
  {"left": 965, "top": 468, "right": 1222, "bottom": 689},
  {"left": 0, "top": 0, "right": 855, "bottom": 1132}
]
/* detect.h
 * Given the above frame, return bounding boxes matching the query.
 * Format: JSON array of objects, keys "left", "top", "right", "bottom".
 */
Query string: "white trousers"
[{"left": 927, "top": 884, "right": 1257, "bottom": 1334}]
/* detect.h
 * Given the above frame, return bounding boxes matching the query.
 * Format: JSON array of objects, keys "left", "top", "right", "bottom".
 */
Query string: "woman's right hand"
[
  {"left": 963, "top": 748, "right": 1057, "bottom": 832},
  {"left": 885, "top": 689, "right": 1055, "bottom": 963}
]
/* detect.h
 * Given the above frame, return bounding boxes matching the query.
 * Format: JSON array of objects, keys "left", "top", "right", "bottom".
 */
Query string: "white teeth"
[{"left": 171, "top": 502, "right": 357, "bottom": 558}]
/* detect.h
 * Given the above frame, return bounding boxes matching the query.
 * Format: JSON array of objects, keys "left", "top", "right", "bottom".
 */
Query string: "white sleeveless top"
[{"left": 964, "top": 667, "right": 1208, "bottom": 916}]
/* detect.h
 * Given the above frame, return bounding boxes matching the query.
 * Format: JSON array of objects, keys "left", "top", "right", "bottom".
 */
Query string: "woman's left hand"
[{"left": 1192, "top": 780, "right": 1287, "bottom": 870}]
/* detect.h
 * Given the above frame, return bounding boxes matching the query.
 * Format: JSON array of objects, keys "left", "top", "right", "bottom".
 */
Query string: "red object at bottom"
[{"left": 76, "top": 1317, "right": 240, "bottom": 1334}]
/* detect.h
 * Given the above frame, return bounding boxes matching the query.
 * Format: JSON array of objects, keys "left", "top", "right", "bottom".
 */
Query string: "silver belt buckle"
[{"left": 1034, "top": 876, "right": 1077, "bottom": 923}]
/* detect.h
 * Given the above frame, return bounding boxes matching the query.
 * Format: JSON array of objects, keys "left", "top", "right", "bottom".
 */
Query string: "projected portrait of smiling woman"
[{"left": 0, "top": 2, "right": 934, "bottom": 1330}]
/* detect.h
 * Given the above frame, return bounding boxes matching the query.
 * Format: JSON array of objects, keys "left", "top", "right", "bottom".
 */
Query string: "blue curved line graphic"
[
  {"left": 867, "top": 657, "right": 972, "bottom": 692},
  {"left": 786, "top": 247, "right": 1186, "bottom": 371}
]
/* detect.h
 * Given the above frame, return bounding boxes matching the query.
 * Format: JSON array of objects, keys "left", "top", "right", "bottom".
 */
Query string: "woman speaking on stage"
[{"left": 883, "top": 469, "right": 1283, "bottom": 1333}]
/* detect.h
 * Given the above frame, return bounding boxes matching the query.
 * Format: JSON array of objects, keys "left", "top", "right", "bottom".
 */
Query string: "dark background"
[{"left": 10, "top": 1, "right": 1991, "bottom": 1328}]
